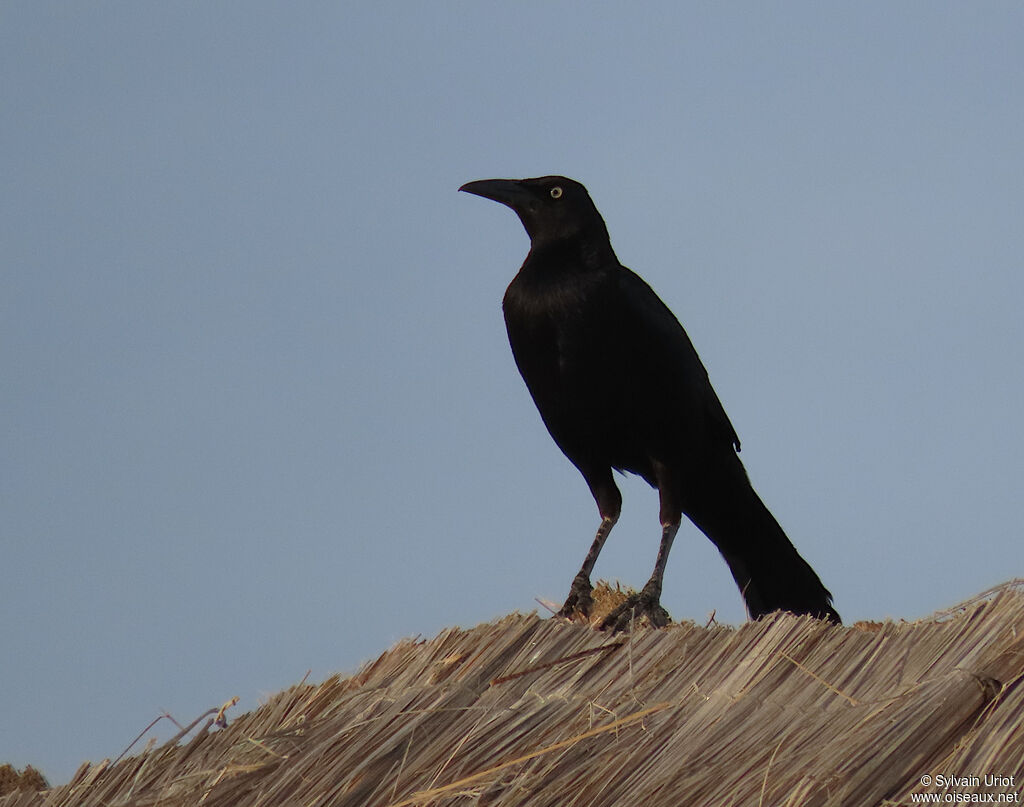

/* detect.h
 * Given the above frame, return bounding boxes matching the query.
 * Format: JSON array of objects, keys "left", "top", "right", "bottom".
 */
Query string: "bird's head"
[{"left": 459, "top": 175, "right": 608, "bottom": 248}]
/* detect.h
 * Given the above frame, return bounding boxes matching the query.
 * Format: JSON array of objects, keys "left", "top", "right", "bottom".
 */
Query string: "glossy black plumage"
[{"left": 460, "top": 175, "right": 839, "bottom": 628}]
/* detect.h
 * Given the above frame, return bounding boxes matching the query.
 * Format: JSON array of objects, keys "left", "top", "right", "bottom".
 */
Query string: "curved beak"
[{"left": 458, "top": 178, "right": 531, "bottom": 210}]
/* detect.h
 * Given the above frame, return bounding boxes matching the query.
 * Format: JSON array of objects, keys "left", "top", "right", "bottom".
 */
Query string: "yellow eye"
[{"left": 550, "top": 186, "right": 563, "bottom": 199}]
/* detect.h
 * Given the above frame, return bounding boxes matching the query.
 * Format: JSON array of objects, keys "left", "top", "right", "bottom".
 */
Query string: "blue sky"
[{"left": 3, "top": 2, "right": 1022, "bottom": 783}]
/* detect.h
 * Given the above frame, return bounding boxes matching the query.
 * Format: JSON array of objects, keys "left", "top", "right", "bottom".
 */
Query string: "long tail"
[{"left": 683, "top": 454, "right": 840, "bottom": 623}]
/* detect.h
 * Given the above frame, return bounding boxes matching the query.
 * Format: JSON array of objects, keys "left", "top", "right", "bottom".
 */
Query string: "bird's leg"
[
  {"left": 558, "top": 515, "right": 617, "bottom": 619},
  {"left": 600, "top": 521, "right": 679, "bottom": 632},
  {"left": 558, "top": 470, "right": 622, "bottom": 620},
  {"left": 639, "top": 520, "right": 679, "bottom": 603}
]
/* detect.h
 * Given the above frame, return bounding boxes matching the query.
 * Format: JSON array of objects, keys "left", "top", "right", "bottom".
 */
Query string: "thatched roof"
[{"left": 6, "top": 581, "right": 1024, "bottom": 807}]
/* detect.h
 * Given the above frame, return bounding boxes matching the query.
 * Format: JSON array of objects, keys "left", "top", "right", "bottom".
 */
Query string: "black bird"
[{"left": 460, "top": 176, "right": 840, "bottom": 629}]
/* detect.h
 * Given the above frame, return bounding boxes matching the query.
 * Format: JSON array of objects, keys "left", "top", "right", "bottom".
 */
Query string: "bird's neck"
[{"left": 526, "top": 230, "right": 618, "bottom": 275}]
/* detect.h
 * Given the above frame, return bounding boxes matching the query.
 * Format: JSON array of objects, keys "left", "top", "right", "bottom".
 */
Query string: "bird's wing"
[{"left": 614, "top": 267, "right": 742, "bottom": 453}]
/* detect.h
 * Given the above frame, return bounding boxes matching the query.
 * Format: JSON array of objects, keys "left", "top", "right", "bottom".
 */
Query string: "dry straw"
[{"left": 5, "top": 581, "right": 1023, "bottom": 807}]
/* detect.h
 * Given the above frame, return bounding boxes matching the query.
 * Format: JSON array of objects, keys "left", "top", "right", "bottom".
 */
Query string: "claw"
[
  {"left": 557, "top": 574, "right": 594, "bottom": 620},
  {"left": 599, "top": 590, "right": 670, "bottom": 632}
]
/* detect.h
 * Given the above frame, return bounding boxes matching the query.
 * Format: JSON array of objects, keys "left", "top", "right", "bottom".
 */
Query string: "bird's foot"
[
  {"left": 598, "top": 585, "right": 670, "bottom": 632},
  {"left": 556, "top": 574, "right": 593, "bottom": 620}
]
